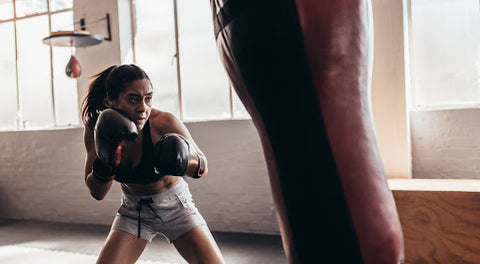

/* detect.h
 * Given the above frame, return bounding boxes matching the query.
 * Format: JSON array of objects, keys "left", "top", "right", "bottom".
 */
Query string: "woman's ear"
[{"left": 104, "top": 98, "right": 113, "bottom": 108}]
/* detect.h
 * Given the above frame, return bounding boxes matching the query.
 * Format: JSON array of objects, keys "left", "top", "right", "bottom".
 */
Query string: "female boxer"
[{"left": 81, "top": 64, "right": 224, "bottom": 264}]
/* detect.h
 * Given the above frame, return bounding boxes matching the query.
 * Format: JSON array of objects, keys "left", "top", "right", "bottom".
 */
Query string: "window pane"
[
  {"left": 50, "top": 9, "right": 72, "bottom": 31},
  {"left": 16, "top": 15, "right": 54, "bottom": 129},
  {"left": 411, "top": 0, "right": 480, "bottom": 107},
  {"left": 52, "top": 49, "right": 79, "bottom": 126},
  {"left": 0, "top": 0, "right": 14, "bottom": 20},
  {"left": 0, "top": 22, "right": 18, "bottom": 129},
  {"left": 48, "top": 0, "right": 72, "bottom": 12},
  {"left": 51, "top": 11, "right": 78, "bottom": 126},
  {"left": 15, "top": 0, "right": 48, "bottom": 17},
  {"left": 134, "top": 0, "right": 180, "bottom": 117},
  {"left": 177, "top": 0, "right": 230, "bottom": 121},
  {"left": 119, "top": 0, "right": 134, "bottom": 64}
]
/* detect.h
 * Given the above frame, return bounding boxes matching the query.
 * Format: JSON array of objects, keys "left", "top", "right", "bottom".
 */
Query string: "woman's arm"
[{"left": 84, "top": 127, "right": 113, "bottom": 200}]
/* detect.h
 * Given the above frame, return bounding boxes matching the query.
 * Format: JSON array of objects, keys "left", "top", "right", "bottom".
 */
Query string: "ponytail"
[{"left": 81, "top": 65, "right": 116, "bottom": 131}]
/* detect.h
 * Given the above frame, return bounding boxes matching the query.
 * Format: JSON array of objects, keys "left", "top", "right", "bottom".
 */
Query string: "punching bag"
[
  {"left": 66, "top": 55, "right": 81, "bottom": 78},
  {"left": 210, "top": 0, "right": 404, "bottom": 263}
]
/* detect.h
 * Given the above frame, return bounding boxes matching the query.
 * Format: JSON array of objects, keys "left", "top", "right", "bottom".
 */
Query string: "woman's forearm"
[{"left": 85, "top": 171, "right": 113, "bottom": 200}]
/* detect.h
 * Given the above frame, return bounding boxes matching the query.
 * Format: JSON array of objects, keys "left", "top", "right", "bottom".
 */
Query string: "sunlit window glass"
[
  {"left": 134, "top": 0, "right": 251, "bottom": 121},
  {"left": 48, "top": 0, "right": 72, "bottom": 12},
  {"left": 15, "top": 0, "right": 48, "bottom": 17},
  {"left": 134, "top": 0, "right": 180, "bottom": 117},
  {"left": 177, "top": 0, "right": 230, "bottom": 121},
  {"left": 16, "top": 15, "right": 54, "bottom": 128},
  {"left": 232, "top": 89, "right": 250, "bottom": 119},
  {"left": 0, "top": 0, "right": 14, "bottom": 20},
  {"left": 0, "top": 22, "right": 18, "bottom": 129},
  {"left": 51, "top": 11, "right": 78, "bottom": 126},
  {"left": 410, "top": 0, "right": 480, "bottom": 108},
  {"left": 119, "top": 0, "right": 134, "bottom": 64}
]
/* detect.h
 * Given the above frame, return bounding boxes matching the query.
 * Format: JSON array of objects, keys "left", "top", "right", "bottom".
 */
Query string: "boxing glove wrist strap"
[
  {"left": 193, "top": 156, "right": 206, "bottom": 179},
  {"left": 92, "top": 157, "right": 115, "bottom": 182}
]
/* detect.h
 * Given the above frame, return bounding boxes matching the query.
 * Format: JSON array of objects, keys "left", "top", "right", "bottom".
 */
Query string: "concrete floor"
[{"left": 0, "top": 219, "right": 287, "bottom": 264}]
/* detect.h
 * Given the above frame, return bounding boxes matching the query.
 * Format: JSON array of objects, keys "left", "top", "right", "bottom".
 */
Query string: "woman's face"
[{"left": 109, "top": 78, "right": 153, "bottom": 130}]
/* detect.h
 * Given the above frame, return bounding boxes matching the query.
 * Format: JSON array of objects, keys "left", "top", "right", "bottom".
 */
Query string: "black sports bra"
[{"left": 114, "top": 119, "right": 163, "bottom": 184}]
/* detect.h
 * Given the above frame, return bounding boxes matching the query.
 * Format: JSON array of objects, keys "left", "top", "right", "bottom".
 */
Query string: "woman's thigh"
[
  {"left": 96, "top": 229, "right": 148, "bottom": 264},
  {"left": 173, "top": 225, "right": 225, "bottom": 264}
]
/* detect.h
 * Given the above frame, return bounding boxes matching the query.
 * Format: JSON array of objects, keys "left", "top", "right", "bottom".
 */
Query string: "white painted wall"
[
  {"left": 0, "top": 120, "right": 278, "bottom": 234},
  {"left": 74, "top": 0, "right": 122, "bottom": 109},
  {"left": 411, "top": 109, "right": 480, "bottom": 179},
  {"left": 371, "top": 0, "right": 410, "bottom": 179}
]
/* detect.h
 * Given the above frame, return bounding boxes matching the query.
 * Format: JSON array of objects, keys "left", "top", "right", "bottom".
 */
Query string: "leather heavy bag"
[{"left": 210, "top": 0, "right": 404, "bottom": 263}]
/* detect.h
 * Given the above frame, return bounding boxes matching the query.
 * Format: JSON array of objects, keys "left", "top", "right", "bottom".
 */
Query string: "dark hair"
[{"left": 81, "top": 64, "right": 151, "bottom": 130}]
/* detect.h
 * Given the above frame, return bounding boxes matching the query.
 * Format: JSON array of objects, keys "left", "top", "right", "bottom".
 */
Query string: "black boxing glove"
[
  {"left": 154, "top": 133, "right": 206, "bottom": 178},
  {"left": 93, "top": 108, "right": 138, "bottom": 182}
]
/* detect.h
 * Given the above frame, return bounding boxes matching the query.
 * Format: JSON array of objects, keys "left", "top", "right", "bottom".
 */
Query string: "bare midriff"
[{"left": 121, "top": 175, "right": 180, "bottom": 195}]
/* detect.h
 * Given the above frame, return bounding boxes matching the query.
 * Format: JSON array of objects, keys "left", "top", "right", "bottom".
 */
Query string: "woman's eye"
[
  {"left": 128, "top": 97, "right": 139, "bottom": 103},
  {"left": 145, "top": 97, "right": 152, "bottom": 103}
]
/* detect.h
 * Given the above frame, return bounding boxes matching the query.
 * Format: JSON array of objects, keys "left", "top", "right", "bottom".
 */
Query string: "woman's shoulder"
[{"left": 149, "top": 109, "right": 181, "bottom": 132}]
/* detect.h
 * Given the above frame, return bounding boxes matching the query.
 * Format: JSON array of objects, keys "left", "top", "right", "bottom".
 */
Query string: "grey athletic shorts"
[{"left": 111, "top": 178, "right": 207, "bottom": 242}]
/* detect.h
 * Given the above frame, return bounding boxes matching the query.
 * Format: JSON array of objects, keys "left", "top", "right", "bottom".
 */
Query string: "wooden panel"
[{"left": 392, "top": 189, "right": 480, "bottom": 264}]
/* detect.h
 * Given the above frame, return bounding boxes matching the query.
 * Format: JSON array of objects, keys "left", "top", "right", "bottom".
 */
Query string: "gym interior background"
[{"left": 0, "top": 0, "right": 479, "bottom": 263}]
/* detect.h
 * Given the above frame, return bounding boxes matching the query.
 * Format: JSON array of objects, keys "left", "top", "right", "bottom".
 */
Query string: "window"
[
  {"left": 133, "top": 0, "right": 249, "bottom": 121},
  {"left": 0, "top": 0, "right": 77, "bottom": 130},
  {"left": 0, "top": 20, "right": 17, "bottom": 129},
  {"left": 408, "top": 0, "right": 480, "bottom": 109}
]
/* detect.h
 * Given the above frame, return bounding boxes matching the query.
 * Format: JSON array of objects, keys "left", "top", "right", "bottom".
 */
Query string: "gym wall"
[{"left": 0, "top": 120, "right": 279, "bottom": 235}]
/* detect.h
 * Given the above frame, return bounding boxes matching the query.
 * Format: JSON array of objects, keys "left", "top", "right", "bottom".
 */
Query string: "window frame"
[
  {"left": 0, "top": 0, "right": 74, "bottom": 130},
  {"left": 130, "top": 0, "right": 248, "bottom": 122}
]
